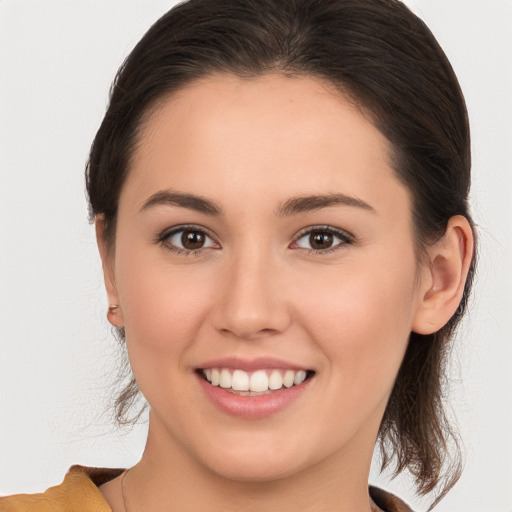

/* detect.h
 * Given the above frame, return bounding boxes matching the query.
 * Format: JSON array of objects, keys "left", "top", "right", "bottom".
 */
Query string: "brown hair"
[{"left": 86, "top": 0, "right": 475, "bottom": 506}]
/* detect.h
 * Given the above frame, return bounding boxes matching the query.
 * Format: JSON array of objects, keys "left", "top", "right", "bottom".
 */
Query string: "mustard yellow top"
[
  {"left": 0, "top": 465, "right": 413, "bottom": 512},
  {"left": 0, "top": 466, "right": 122, "bottom": 512}
]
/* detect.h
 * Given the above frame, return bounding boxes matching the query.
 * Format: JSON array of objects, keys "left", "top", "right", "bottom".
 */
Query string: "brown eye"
[
  {"left": 309, "top": 231, "right": 333, "bottom": 250},
  {"left": 164, "top": 227, "right": 217, "bottom": 253},
  {"left": 294, "top": 227, "right": 352, "bottom": 253},
  {"left": 181, "top": 230, "right": 206, "bottom": 250}
]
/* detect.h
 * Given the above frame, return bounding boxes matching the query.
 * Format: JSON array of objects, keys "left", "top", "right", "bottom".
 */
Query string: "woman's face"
[{"left": 102, "top": 74, "right": 430, "bottom": 481}]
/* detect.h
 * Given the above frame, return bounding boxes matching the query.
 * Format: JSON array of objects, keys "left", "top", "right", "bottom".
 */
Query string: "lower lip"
[{"left": 196, "top": 374, "right": 312, "bottom": 419}]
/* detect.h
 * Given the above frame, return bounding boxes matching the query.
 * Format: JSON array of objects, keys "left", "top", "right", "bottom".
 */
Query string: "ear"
[
  {"left": 412, "top": 215, "right": 474, "bottom": 335},
  {"left": 95, "top": 217, "right": 124, "bottom": 328}
]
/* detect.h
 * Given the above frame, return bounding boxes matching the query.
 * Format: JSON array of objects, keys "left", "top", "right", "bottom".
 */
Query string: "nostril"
[{"left": 217, "top": 326, "right": 282, "bottom": 341}]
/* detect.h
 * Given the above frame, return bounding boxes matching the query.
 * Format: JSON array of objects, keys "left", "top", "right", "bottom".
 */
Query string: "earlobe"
[
  {"left": 95, "top": 217, "right": 124, "bottom": 328},
  {"left": 412, "top": 215, "right": 474, "bottom": 335}
]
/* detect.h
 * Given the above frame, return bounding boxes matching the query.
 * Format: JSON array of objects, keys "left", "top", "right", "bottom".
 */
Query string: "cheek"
[
  {"left": 297, "top": 254, "right": 419, "bottom": 389},
  {"left": 114, "top": 249, "right": 215, "bottom": 357},
  {"left": 287, "top": 259, "right": 420, "bottom": 448},
  {"left": 113, "top": 254, "right": 220, "bottom": 419}
]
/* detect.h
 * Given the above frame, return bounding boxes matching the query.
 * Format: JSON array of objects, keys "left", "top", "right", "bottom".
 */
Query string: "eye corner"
[
  {"left": 291, "top": 225, "right": 354, "bottom": 254},
  {"left": 156, "top": 224, "right": 220, "bottom": 255}
]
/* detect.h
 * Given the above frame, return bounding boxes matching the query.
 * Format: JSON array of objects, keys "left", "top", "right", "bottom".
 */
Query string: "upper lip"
[{"left": 197, "top": 356, "right": 311, "bottom": 372}]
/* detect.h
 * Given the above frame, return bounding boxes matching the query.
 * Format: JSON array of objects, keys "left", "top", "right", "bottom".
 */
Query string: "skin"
[{"left": 97, "top": 74, "right": 473, "bottom": 512}]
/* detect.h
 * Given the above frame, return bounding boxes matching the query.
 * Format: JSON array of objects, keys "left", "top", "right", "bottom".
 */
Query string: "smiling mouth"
[{"left": 197, "top": 368, "right": 315, "bottom": 396}]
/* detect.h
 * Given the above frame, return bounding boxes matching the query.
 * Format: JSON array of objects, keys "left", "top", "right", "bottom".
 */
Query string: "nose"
[{"left": 211, "top": 248, "right": 292, "bottom": 340}]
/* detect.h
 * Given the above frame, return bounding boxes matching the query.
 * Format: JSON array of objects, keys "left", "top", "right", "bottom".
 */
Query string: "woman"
[{"left": 0, "top": 0, "right": 476, "bottom": 511}]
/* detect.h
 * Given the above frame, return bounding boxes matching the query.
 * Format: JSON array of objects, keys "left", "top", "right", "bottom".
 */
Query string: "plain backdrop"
[{"left": 0, "top": 1, "right": 511, "bottom": 511}]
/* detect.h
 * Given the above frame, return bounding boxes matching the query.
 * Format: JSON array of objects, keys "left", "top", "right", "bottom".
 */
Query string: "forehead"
[
  {"left": 137, "top": 73, "right": 385, "bottom": 165},
  {"left": 123, "top": 73, "right": 410, "bottom": 217}
]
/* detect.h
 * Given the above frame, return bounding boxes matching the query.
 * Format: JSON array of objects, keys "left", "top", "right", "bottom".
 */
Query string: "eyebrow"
[
  {"left": 277, "top": 193, "right": 376, "bottom": 217},
  {"left": 139, "top": 190, "right": 222, "bottom": 216},
  {"left": 139, "top": 190, "right": 375, "bottom": 217}
]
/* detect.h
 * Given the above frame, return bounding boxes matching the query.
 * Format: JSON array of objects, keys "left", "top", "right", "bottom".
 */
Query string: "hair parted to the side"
[{"left": 86, "top": 0, "right": 475, "bottom": 507}]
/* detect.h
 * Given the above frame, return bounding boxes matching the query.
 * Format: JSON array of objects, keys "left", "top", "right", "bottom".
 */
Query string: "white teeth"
[
  {"left": 203, "top": 367, "right": 311, "bottom": 392},
  {"left": 283, "top": 370, "right": 295, "bottom": 388},
  {"left": 219, "top": 369, "right": 232, "bottom": 389},
  {"left": 211, "top": 368, "right": 220, "bottom": 386},
  {"left": 294, "top": 370, "right": 307, "bottom": 385},
  {"left": 231, "top": 369, "right": 250, "bottom": 391},
  {"left": 268, "top": 370, "right": 283, "bottom": 390},
  {"left": 250, "top": 370, "right": 269, "bottom": 392}
]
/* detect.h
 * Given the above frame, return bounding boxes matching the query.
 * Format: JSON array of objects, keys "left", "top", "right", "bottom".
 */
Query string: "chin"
[
  {"left": 195, "top": 436, "right": 318, "bottom": 484},
  {"left": 207, "top": 457, "right": 303, "bottom": 483}
]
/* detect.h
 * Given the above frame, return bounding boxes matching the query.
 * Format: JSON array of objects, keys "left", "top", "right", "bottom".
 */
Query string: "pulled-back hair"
[{"left": 86, "top": 0, "right": 475, "bottom": 506}]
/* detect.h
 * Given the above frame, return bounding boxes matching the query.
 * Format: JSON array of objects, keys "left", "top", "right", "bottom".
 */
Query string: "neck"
[{"left": 123, "top": 418, "right": 377, "bottom": 512}]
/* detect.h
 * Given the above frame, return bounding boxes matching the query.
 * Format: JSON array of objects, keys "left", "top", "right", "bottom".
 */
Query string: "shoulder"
[
  {"left": 0, "top": 465, "right": 124, "bottom": 512},
  {"left": 0, "top": 471, "right": 413, "bottom": 512},
  {"left": 370, "top": 486, "right": 414, "bottom": 512}
]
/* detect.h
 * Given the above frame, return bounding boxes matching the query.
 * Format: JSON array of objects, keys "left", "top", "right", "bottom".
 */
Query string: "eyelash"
[
  {"left": 156, "top": 224, "right": 354, "bottom": 256},
  {"left": 156, "top": 224, "right": 218, "bottom": 256},
  {"left": 292, "top": 225, "right": 354, "bottom": 255}
]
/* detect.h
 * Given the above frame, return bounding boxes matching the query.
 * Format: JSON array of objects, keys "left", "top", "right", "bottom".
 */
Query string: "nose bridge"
[{"left": 213, "top": 240, "right": 290, "bottom": 339}]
